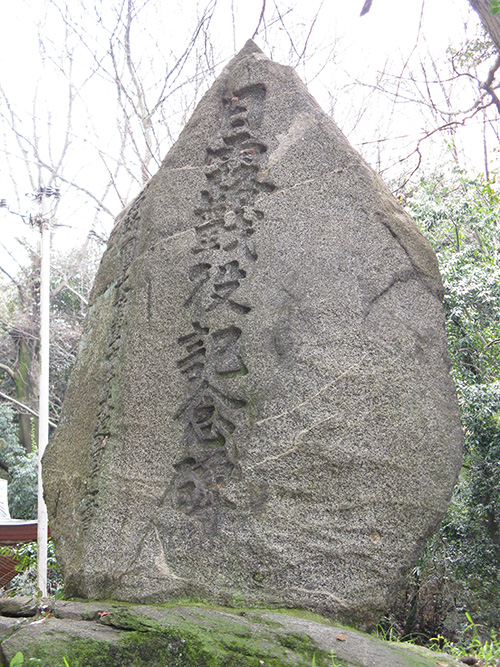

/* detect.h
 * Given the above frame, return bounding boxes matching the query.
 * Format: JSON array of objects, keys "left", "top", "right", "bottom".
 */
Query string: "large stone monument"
[{"left": 43, "top": 40, "right": 463, "bottom": 626}]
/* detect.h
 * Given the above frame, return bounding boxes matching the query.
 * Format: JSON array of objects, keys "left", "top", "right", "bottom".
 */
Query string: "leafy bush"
[
  {"left": 430, "top": 612, "right": 500, "bottom": 665},
  {"left": 0, "top": 539, "right": 62, "bottom": 597},
  {"left": 0, "top": 404, "right": 25, "bottom": 469},
  {"left": 8, "top": 452, "right": 38, "bottom": 520},
  {"left": 0, "top": 404, "right": 38, "bottom": 519}
]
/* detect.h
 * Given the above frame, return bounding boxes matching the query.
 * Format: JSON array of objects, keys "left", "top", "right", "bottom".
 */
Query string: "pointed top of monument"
[
  {"left": 220, "top": 39, "right": 269, "bottom": 80},
  {"left": 240, "top": 39, "right": 265, "bottom": 56}
]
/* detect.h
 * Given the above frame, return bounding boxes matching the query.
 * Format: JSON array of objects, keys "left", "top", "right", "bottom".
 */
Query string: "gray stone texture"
[{"left": 43, "top": 40, "right": 463, "bottom": 625}]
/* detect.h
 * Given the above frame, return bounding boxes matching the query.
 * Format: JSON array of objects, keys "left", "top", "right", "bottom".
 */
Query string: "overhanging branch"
[{"left": 0, "top": 391, "right": 57, "bottom": 428}]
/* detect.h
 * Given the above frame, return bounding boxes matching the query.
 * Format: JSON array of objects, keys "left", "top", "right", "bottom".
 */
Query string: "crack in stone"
[
  {"left": 375, "top": 212, "right": 443, "bottom": 302},
  {"left": 269, "top": 168, "right": 345, "bottom": 194},
  {"left": 255, "top": 354, "right": 369, "bottom": 426},
  {"left": 151, "top": 524, "right": 188, "bottom": 581},
  {"left": 363, "top": 270, "right": 415, "bottom": 319},
  {"left": 162, "top": 228, "right": 192, "bottom": 244},
  {"left": 288, "top": 586, "right": 349, "bottom": 608},
  {"left": 168, "top": 166, "right": 199, "bottom": 171},
  {"left": 251, "top": 413, "right": 339, "bottom": 469}
]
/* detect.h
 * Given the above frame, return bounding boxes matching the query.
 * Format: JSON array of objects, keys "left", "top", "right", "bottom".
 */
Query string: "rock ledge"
[{"left": 0, "top": 598, "right": 460, "bottom": 667}]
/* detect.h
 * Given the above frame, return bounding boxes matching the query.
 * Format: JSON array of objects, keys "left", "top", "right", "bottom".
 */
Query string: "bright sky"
[{"left": 0, "top": 0, "right": 492, "bottom": 275}]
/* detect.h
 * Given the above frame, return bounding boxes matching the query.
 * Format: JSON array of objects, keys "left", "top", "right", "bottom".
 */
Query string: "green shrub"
[{"left": 0, "top": 404, "right": 38, "bottom": 519}]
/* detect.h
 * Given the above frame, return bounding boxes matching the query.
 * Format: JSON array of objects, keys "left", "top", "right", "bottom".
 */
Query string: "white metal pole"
[{"left": 37, "top": 190, "right": 51, "bottom": 598}]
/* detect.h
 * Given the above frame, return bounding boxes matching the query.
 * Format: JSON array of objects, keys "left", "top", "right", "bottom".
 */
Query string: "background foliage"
[
  {"left": 387, "top": 172, "right": 500, "bottom": 640},
  {"left": 0, "top": 404, "right": 37, "bottom": 520}
]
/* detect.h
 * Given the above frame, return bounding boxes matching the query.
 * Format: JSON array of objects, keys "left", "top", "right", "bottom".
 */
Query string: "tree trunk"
[
  {"left": 14, "top": 338, "right": 37, "bottom": 454},
  {"left": 469, "top": 0, "right": 500, "bottom": 54}
]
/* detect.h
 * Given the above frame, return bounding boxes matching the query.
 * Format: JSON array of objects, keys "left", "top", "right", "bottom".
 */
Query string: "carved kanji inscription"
[{"left": 173, "top": 85, "right": 275, "bottom": 516}]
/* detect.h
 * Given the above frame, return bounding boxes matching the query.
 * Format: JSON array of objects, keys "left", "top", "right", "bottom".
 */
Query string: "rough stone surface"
[
  {"left": 1, "top": 618, "right": 122, "bottom": 664},
  {"left": 0, "top": 615, "right": 21, "bottom": 635},
  {"left": 0, "top": 600, "right": 462, "bottom": 667},
  {"left": 42, "top": 40, "right": 463, "bottom": 625},
  {"left": 0, "top": 596, "right": 37, "bottom": 617}
]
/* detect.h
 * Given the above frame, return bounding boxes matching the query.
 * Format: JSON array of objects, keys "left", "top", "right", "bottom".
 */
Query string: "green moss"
[
  {"left": 153, "top": 612, "right": 322, "bottom": 666},
  {"left": 9, "top": 601, "right": 447, "bottom": 667},
  {"left": 326, "top": 656, "right": 351, "bottom": 667},
  {"left": 20, "top": 630, "right": 219, "bottom": 667},
  {"left": 277, "top": 633, "right": 314, "bottom": 652},
  {"left": 387, "top": 642, "right": 459, "bottom": 667},
  {"left": 120, "top": 629, "right": 220, "bottom": 666},
  {"left": 15, "top": 616, "right": 329, "bottom": 667},
  {"left": 99, "top": 608, "right": 162, "bottom": 632}
]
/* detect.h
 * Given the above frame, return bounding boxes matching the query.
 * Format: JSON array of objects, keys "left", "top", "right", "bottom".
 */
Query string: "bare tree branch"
[
  {"left": 252, "top": 1, "right": 266, "bottom": 39},
  {"left": 295, "top": 1, "right": 324, "bottom": 67},
  {"left": 360, "top": 0, "right": 373, "bottom": 17},
  {"left": 0, "top": 391, "right": 57, "bottom": 428},
  {"left": 480, "top": 53, "right": 500, "bottom": 113},
  {"left": 0, "top": 363, "right": 16, "bottom": 382}
]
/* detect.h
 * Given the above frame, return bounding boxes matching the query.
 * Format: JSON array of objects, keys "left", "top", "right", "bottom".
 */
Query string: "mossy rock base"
[{"left": 0, "top": 599, "right": 460, "bottom": 667}]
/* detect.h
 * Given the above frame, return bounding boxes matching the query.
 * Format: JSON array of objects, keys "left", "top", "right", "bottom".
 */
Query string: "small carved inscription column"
[{"left": 81, "top": 183, "right": 151, "bottom": 531}]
